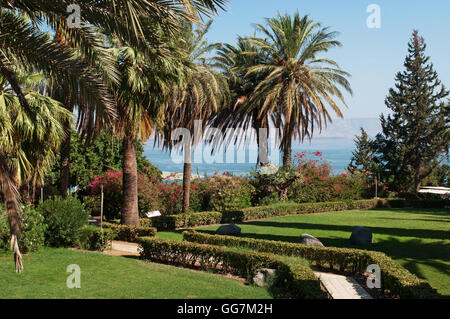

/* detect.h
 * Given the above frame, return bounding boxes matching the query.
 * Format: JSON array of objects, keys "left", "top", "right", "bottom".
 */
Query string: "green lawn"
[
  {"left": 191, "top": 208, "right": 450, "bottom": 296},
  {"left": 0, "top": 248, "right": 271, "bottom": 299}
]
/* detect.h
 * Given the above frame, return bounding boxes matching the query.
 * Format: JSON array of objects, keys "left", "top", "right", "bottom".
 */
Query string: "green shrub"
[
  {"left": 38, "top": 196, "right": 89, "bottom": 247},
  {"left": 76, "top": 226, "right": 115, "bottom": 251},
  {"left": 197, "top": 175, "right": 255, "bottom": 212},
  {"left": 150, "top": 212, "right": 222, "bottom": 230},
  {"left": 222, "top": 201, "right": 364, "bottom": 223},
  {"left": 0, "top": 205, "right": 46, "bottom": 253},
  {"left": 147, "top": 200, "right": 377, "bottom": 231},
  {"left": 137, "top": 237, "right": 326, "bottom": 299},
  {"left": 101, "top": 222, "right": 156, "bottom": 242},
  {"left": 183, "top": 231, "right": 440, "bottom": 299}
]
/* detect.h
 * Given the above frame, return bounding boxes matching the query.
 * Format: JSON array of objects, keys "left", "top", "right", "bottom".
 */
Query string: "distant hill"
[{"left": 315, "top": 117, "right": 381, "bottom": 139}]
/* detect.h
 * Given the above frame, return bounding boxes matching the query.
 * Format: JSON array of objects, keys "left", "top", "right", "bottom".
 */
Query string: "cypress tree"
[{"left": 376, "top": 30, "right": 449, "bottom": 193}]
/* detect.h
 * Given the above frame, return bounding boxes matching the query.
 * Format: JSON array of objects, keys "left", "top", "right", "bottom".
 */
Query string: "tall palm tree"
[
  {"left": 1, "top": 1, "right": 227, "bottom": 198},
  {"left": 243, "top": 12, "right": 352, "bottom": 200},
  {"left": 0, "top": 69, "right": 72, "bottom": 272},
  {"left": 157, "top": 21, "right": 229, "bottom": 213},
  {"left": 114, "top": 27, "right": 189, "bottom": 225},
  {"left": 211, "top": 36, "right": 274, "bottom": 167}
]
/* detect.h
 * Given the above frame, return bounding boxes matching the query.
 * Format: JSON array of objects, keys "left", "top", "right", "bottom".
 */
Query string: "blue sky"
[{"left": 205, "top": 0, "right": 450, "bottom": 119}]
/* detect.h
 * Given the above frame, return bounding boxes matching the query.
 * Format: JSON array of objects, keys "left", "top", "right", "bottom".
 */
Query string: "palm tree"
[
  {"left": 0, "top": 69, "right": 72, "bottom": 272},
  {"left": 1, "top": 1, "right": 227, "bottom": 198},
  {"left": 157, "top": 21, "right": 229, "bottom": 213},
  {"left": 114, "top": 28, "right": 189, "bottom": 225},
  {"left": 211, "top": 36, "right": 273, "bottom": 167},
  {"left": 244, "top": 12, "right": 352, "bottom": 199}
]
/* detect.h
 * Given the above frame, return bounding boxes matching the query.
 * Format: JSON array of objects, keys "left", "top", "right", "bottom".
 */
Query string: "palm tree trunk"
[
  {"left": 282, "top": 139, "right": 292, "bottom": 168},
  {"left": 182, "top": 143, "right": 192, "bottom": 213},
  {"left": 121, "top": 135, "right": 140, "bottom": 226},
  {"left": 59, "top": 93, "right": 73, "bottom": 198},
  {"left": 59, "top": 128, "right": 71, "bottom": 198},
  {"left": 0, "top": 151, "right": 23, "bottom": 272},
  {"left": 280, "top": 125, "right": 293, "bottom": 201},
  {"left": 183, "top": 163, "right": 192, "bottom": 213},
  {"left": 255, "top": 113, "right": 269, "bottom": 166}
]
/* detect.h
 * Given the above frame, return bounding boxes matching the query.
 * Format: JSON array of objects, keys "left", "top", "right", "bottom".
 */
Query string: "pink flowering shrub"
[
  {"left": 87, "top": 169, "right": 203, "bottom": 219},
  {"left": 288, "top": 151, "right": 368, "bottom": 203}
]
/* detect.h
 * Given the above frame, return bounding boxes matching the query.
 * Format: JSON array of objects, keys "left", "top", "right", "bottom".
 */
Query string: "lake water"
[{"left": 143, "top": 137, "right": 355, "bottom": 176}]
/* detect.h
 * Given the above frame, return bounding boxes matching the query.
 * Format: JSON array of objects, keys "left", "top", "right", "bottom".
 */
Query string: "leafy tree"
[
  {"left": 376, "top": 30, "right": 449, "bottom": 193},
  {"left": 45, "top": 130, "right": 158, "bottom": 193},
  {"left": 0, "top": 69, "right": 71, "bottom": 272}
]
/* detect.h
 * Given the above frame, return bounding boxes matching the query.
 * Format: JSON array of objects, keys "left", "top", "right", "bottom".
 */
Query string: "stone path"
[
  {"left": 103, "top": 241, "right": 140, "bottom": 257},
  {"left": 314, "top": 271, "right": 373, "bottom": 299}
]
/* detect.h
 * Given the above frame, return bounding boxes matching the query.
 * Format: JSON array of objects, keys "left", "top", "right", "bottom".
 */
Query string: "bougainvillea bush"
[
  {"left": 87, "top": 168, "right": 203, "bottom": 218},
  {"left": 288, "top": 151, "right": 369, "bottom": 203}
]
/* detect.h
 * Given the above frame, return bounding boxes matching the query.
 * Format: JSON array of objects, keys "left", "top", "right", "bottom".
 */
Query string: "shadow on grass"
[
  {"left": 238, "top": 220, "right": 449, "bottom": 240},
  {"left": 375, "top": 217, "right": 450, "bottom": 223},
  {"left": 375, "top": 208, "right": 450, "bottom": 217}
]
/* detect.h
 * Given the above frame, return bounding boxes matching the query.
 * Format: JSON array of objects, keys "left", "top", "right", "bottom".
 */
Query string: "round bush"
[
  {"left": 38, "top": 196, "right": 89, "bottom": 247},
  {"left": 0, "top": 205, "right": 46, "bottom": 253}
]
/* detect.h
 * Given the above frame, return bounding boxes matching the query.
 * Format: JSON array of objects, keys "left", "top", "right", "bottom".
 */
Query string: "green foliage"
[
  {"left": 222, "top": 200, "right": 375, "bottom": 224},
  {"left": 149, "top": 200, "right": 376, "bottom": 231},
  {"left": 196, "top": 175, "right": 255, "bottom": 212},
  {"left": 150, "top": 212, "right": 223, "bottom": 230},
  {"left": 101, "top": 222, "right": 157, "bottom": 242},
  {"left": 0, "top": 205, "right": 46, "bottom": 253},
  {"left": 86, "top": 169, "right": 163, "bottom": 219},
  {"left": 137, "top": 236, "right": 326, "bottom": 299},
  {"left": 348, "top": 128, "right": 378, "bottom": 175},
  {"left": 375, "top": 31, "right": 449, "bottom": 192},
  {"left": 288, "top": 152, "right": 369, "bottom": 203},
  {"left": 76, "top": 226, "right": 115, "bottom": 251},
  {"left": 183, "top": 231, "right": 440, "bottom": 299},
  {"left": 250, "top": 166, "right": 302, "bottom": 204},
  {"left": 38, "top": 196, "right": 89, "bottom": 247},
  {"left": 46, "top": 130, "right": 160, "bottom": 192}
]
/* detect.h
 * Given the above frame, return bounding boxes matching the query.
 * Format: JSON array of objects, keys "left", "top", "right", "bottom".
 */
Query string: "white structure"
[
  {"left": 418, "top": 187, "right": 450, "bottom": 195},
  {"left": 146, "top": 211, "right": 162, "bottom": 218}
]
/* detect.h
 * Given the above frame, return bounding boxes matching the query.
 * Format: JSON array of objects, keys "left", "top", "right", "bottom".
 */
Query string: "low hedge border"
[
  {"left": 76, "top": 226, "right": 115, "bottom": 252},
  {"left": 141, "top": 198, "right": 448, "bottom": 231},
  {"left": 101, "top": 222, "right": 157, "bottom": 242},
  {"left": 183, "top": 231, "right": 440, "bottom": 299},
  {"left": 147, "top": 200, "right": 376, "bottom": 231},
  {"left": 136, "top": 236, "right": 327, "bottom": 299}
]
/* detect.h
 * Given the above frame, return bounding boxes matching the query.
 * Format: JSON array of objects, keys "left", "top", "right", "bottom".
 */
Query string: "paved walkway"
[
  {"left": 314, "top": 271, "right": 373, "bottom": 299},
  {"left": 103, "top": 241, "right": 140, "bottom": 257}
]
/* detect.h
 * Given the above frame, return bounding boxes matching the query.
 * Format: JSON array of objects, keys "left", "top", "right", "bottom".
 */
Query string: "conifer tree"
[
  {"left": 376, "top": 30, "right": 449, "bottom": 193},
  {"left": 348, "top": 127, "right": 377, "bottom": 174}
]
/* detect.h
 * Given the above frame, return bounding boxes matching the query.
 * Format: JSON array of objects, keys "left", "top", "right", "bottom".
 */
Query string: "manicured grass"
[
  {"left": 0, "top": 248, "right": 272, "bottom": 299},
  {"left": 196, "top": 208, "right": 450, "bottom": 296}
]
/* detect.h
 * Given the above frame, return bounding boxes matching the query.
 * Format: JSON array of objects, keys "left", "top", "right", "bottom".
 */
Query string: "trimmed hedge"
[
  {"left": 147, "top": 200, "right": 376, "bottom": 231},
  {"left": 374, "top": 198, "right": 449, "bottom": 209},
  {"left": 120, "top": 198, "right": 448, "bottom": 232},
  {"left": 149, "top": 212, "right": 223, "bottom": 230},
  {"left": 222, "top": 201, "right": 354, "bottom": 223},
  {"left": 183, "top": 231, "right": 440, "bottom": 299},
  {"left": 76, "top": 226, "right": 115, "bottom": 251},
  {"left": 102, "top": 222, "right": 157, "bottom": 242},
  {"left": 137, "top": 237, "right": 327, "bottom": 299}
]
